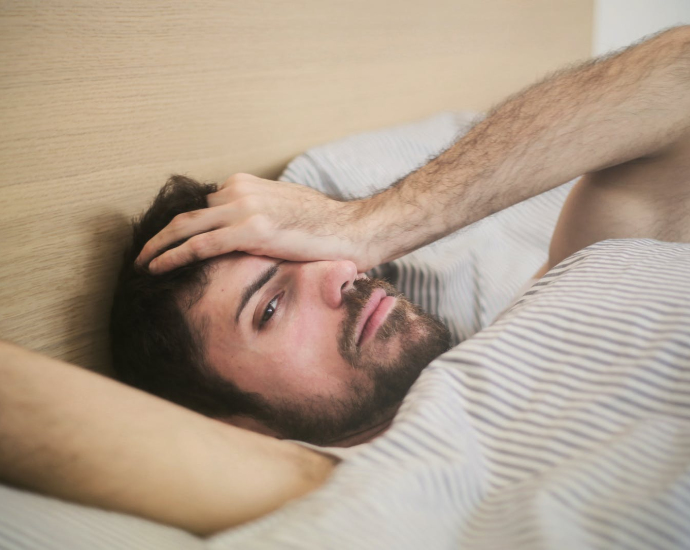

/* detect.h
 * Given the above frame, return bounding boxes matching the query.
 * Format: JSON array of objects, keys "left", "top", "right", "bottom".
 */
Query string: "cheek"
[
  {"left": 271, "top": 307, "right": 353, "bottom": 390},
  {"left": 285, "top": 303, "right": 339, "bottom": 358}
]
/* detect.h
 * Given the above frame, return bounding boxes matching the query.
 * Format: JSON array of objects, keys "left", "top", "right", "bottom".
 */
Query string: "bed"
[{"left": 15, "top": 2, "right": 687, "bottom": 548}]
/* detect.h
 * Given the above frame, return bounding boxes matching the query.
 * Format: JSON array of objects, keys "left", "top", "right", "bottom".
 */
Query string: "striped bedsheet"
[{"left": 209, "top": 238, "right": 690, "bottom": 549}]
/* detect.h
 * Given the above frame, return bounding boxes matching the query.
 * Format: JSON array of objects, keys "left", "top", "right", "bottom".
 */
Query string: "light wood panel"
[{"left": 0, "top": 0, "right": 593, "bottom": 373}]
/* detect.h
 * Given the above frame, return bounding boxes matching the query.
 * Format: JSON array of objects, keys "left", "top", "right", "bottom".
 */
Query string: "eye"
[{"left": 259, "top": 295, "right": 280, "bottom": 329}]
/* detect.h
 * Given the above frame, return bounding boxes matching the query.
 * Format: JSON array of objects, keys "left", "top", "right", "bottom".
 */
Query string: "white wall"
[{"left": 593, "top": 0, "right": 690, "bottom": 55}]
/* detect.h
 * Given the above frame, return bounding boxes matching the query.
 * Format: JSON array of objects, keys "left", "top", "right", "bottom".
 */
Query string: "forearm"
[
  {"left": 364, "top": 25, "right": 690, "bottom": 263},
  {"left": 0, "top": 341, "right": 335, "bottom": 536}
]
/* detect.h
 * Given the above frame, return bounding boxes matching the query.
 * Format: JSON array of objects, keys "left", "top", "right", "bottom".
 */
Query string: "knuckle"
[
  {"left": 189, "top": 234, "right": 210, "bottom": 256},
  {"left": 222, "top": 174, "right": 237, "bottom": 188},
  {"left": 223, "top": 173, "right": 245, "bottom": 188},
  {"left": 185, "top": 209, "right": 203, "bottom": 220},
  {"left": 222, "top": 173, "right": 256, "bottom": 195},
  {"left": 153, "top": 251, "right": 173, "bottom": 270},
  {"left": 188, "top": 231, "right": 222, "bottom": 259},
  {"left": 170, "top": 213, "right": 187, "bottom": 230},
  {"left": 168, "top": 209, "right": 202, "bottom": 237}
]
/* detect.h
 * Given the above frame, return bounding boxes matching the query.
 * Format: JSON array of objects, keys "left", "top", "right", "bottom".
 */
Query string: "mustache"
[
  {"left": 339, "top": 277, "right": 400, "bottom": 355},
  {"left": 343, "top": 277, "right": 399, "bottom": 315}
]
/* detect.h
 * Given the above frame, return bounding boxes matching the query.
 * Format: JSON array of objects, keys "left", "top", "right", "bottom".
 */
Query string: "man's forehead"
[
  {"left": 211, "top": 252, "right": 275, "bottom": 274},
  {"left": 206, "top": 252, "right": 279, "bottom": 293}
]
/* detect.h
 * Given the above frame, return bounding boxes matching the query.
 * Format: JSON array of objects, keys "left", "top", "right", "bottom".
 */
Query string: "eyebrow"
[{"left": 234, "top": 261, "right": 283, "bottom": 324}]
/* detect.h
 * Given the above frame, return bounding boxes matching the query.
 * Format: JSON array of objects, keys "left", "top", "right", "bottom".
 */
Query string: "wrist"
[
  {"left": 341, "top": 197, "right": 383, "bottom": 270},
  {"left": 347, "top": 181, "right": 427, "bottom": 269}
]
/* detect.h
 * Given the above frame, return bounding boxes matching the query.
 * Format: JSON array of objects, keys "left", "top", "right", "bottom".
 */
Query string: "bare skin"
[
  {"left": 2, "top": 26, "right": 689, "bottom": 536},
  {"left": 545, "top": 132, "right": 690, "bottom": 272}
]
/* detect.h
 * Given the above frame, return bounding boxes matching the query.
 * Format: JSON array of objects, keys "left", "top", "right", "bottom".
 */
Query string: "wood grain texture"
[{"left": 0, "top": 0, "right": 593, "bottom": 373}]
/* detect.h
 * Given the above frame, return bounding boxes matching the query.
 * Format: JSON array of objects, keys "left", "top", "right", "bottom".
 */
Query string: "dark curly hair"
[{"left": 109, "top": 175, "right": 268, "bottom": 419}]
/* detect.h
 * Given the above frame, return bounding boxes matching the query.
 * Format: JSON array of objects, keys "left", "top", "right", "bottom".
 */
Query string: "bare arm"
[
  {"left": 364, "top": 25, "right": 690, "bottom": 264},
  {"left": 137, "top": 26, "right": 690, "bottom": 273},
  {"left": 544, "top": 120, "right": 690, "bottom": 270},
  {"left": 0, "top": 341, "right": 336, "bottom": 536}
]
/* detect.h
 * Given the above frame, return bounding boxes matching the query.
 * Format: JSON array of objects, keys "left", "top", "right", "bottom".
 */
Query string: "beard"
[{"left": 255, "top": 277, "right": 451, "bottom": 446}]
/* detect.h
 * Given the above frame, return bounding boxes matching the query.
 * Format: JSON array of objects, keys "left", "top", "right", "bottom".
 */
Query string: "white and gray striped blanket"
[
  {"left": 1, "top": 114, "right": 688, "bottom": 549},
  {"left": 212, "top": 238, "right": 690, "bottom": 550}
]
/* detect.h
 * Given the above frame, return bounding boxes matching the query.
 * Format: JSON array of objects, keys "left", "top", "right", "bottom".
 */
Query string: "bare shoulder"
[{"left": 544, "top": 131, "right": 690, "bottom": 272}]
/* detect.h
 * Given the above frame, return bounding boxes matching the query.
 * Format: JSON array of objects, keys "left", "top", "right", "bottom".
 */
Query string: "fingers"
[
  {"left": 136, "top": 207, "right": 230, "bottom": 268},
  {"left": 147, "top": 227, "right": 239, "bottom": 274},
  {"left": 136, "top": 174, "right": 269, "bottom": 271},
  {"left": 146, "top": 216, "right": 272, "bottom": 274},
  {"left": 134, "top": 172, "right": 351, "bottom": 275}
]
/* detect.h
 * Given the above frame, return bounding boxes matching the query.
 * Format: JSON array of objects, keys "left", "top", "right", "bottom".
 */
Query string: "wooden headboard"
[{"left": 0, "top": 1, "right": 593, "bottom": 374}]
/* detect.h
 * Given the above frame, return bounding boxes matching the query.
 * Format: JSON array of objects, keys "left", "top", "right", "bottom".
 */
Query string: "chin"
[
  {"left": 372, "top": 318, "right": 428, "bottom": 365},
  {"left": 368, "top": 337, "right": 405, "bottom": 364}
]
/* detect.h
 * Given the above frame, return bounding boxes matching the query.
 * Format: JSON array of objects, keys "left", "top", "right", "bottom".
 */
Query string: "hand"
[{"left": 136, "top": 173, "right": 380, "bottom": 273}]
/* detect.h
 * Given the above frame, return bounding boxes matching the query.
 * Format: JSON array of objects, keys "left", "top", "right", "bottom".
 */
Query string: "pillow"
[{"left": 280, "top": 111, "right": 575, "bottom": 344}]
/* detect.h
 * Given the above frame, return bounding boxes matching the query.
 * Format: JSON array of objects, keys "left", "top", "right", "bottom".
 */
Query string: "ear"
[{"left": 220, "top": 415, "right": 283, "bottom": 438}]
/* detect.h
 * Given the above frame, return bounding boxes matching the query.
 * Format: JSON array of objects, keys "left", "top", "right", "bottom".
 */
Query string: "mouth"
[{"left": 355, "top": 288, "right": 397, "bottom": 346}]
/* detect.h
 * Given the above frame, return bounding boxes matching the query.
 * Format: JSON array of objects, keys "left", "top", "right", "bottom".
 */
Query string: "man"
[
  {"left": 125, "top": 24, "right": 690, "bottom": 450},
  {"left": 110, "top": 177, "right": 452, "bottom": 448},
  {"left": 1, "top": 25, "right": 689, "bottom": 537}
]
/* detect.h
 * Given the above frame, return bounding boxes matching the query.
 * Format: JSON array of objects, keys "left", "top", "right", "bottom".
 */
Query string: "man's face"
[{"left": 190, "top": 253, "right": 450, "bottom": 445}]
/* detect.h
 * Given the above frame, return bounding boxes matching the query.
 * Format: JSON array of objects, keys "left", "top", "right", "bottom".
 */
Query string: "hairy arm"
[
  {"left": 362, "top": 25, "right": 690, "bottom": 264},
  {"left": 0, "top": 341, "right": 336, "bottom": 536},
  {"left": 138, "top": 26, "right": 690, "bottom": 273}
]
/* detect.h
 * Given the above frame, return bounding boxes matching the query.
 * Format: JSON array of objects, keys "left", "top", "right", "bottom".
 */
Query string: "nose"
[{"left": 312, "top": 260, "right": 358, "bottom": 309}]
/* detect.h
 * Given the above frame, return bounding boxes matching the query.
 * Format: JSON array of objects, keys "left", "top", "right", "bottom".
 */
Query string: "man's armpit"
[{"left": 546, "top": 155, "right": 690, "bottom": 270}]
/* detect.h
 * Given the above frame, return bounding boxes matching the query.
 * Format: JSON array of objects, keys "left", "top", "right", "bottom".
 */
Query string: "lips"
[{"left": 355, "top": 288, "right": 396, "bottom": 346}]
